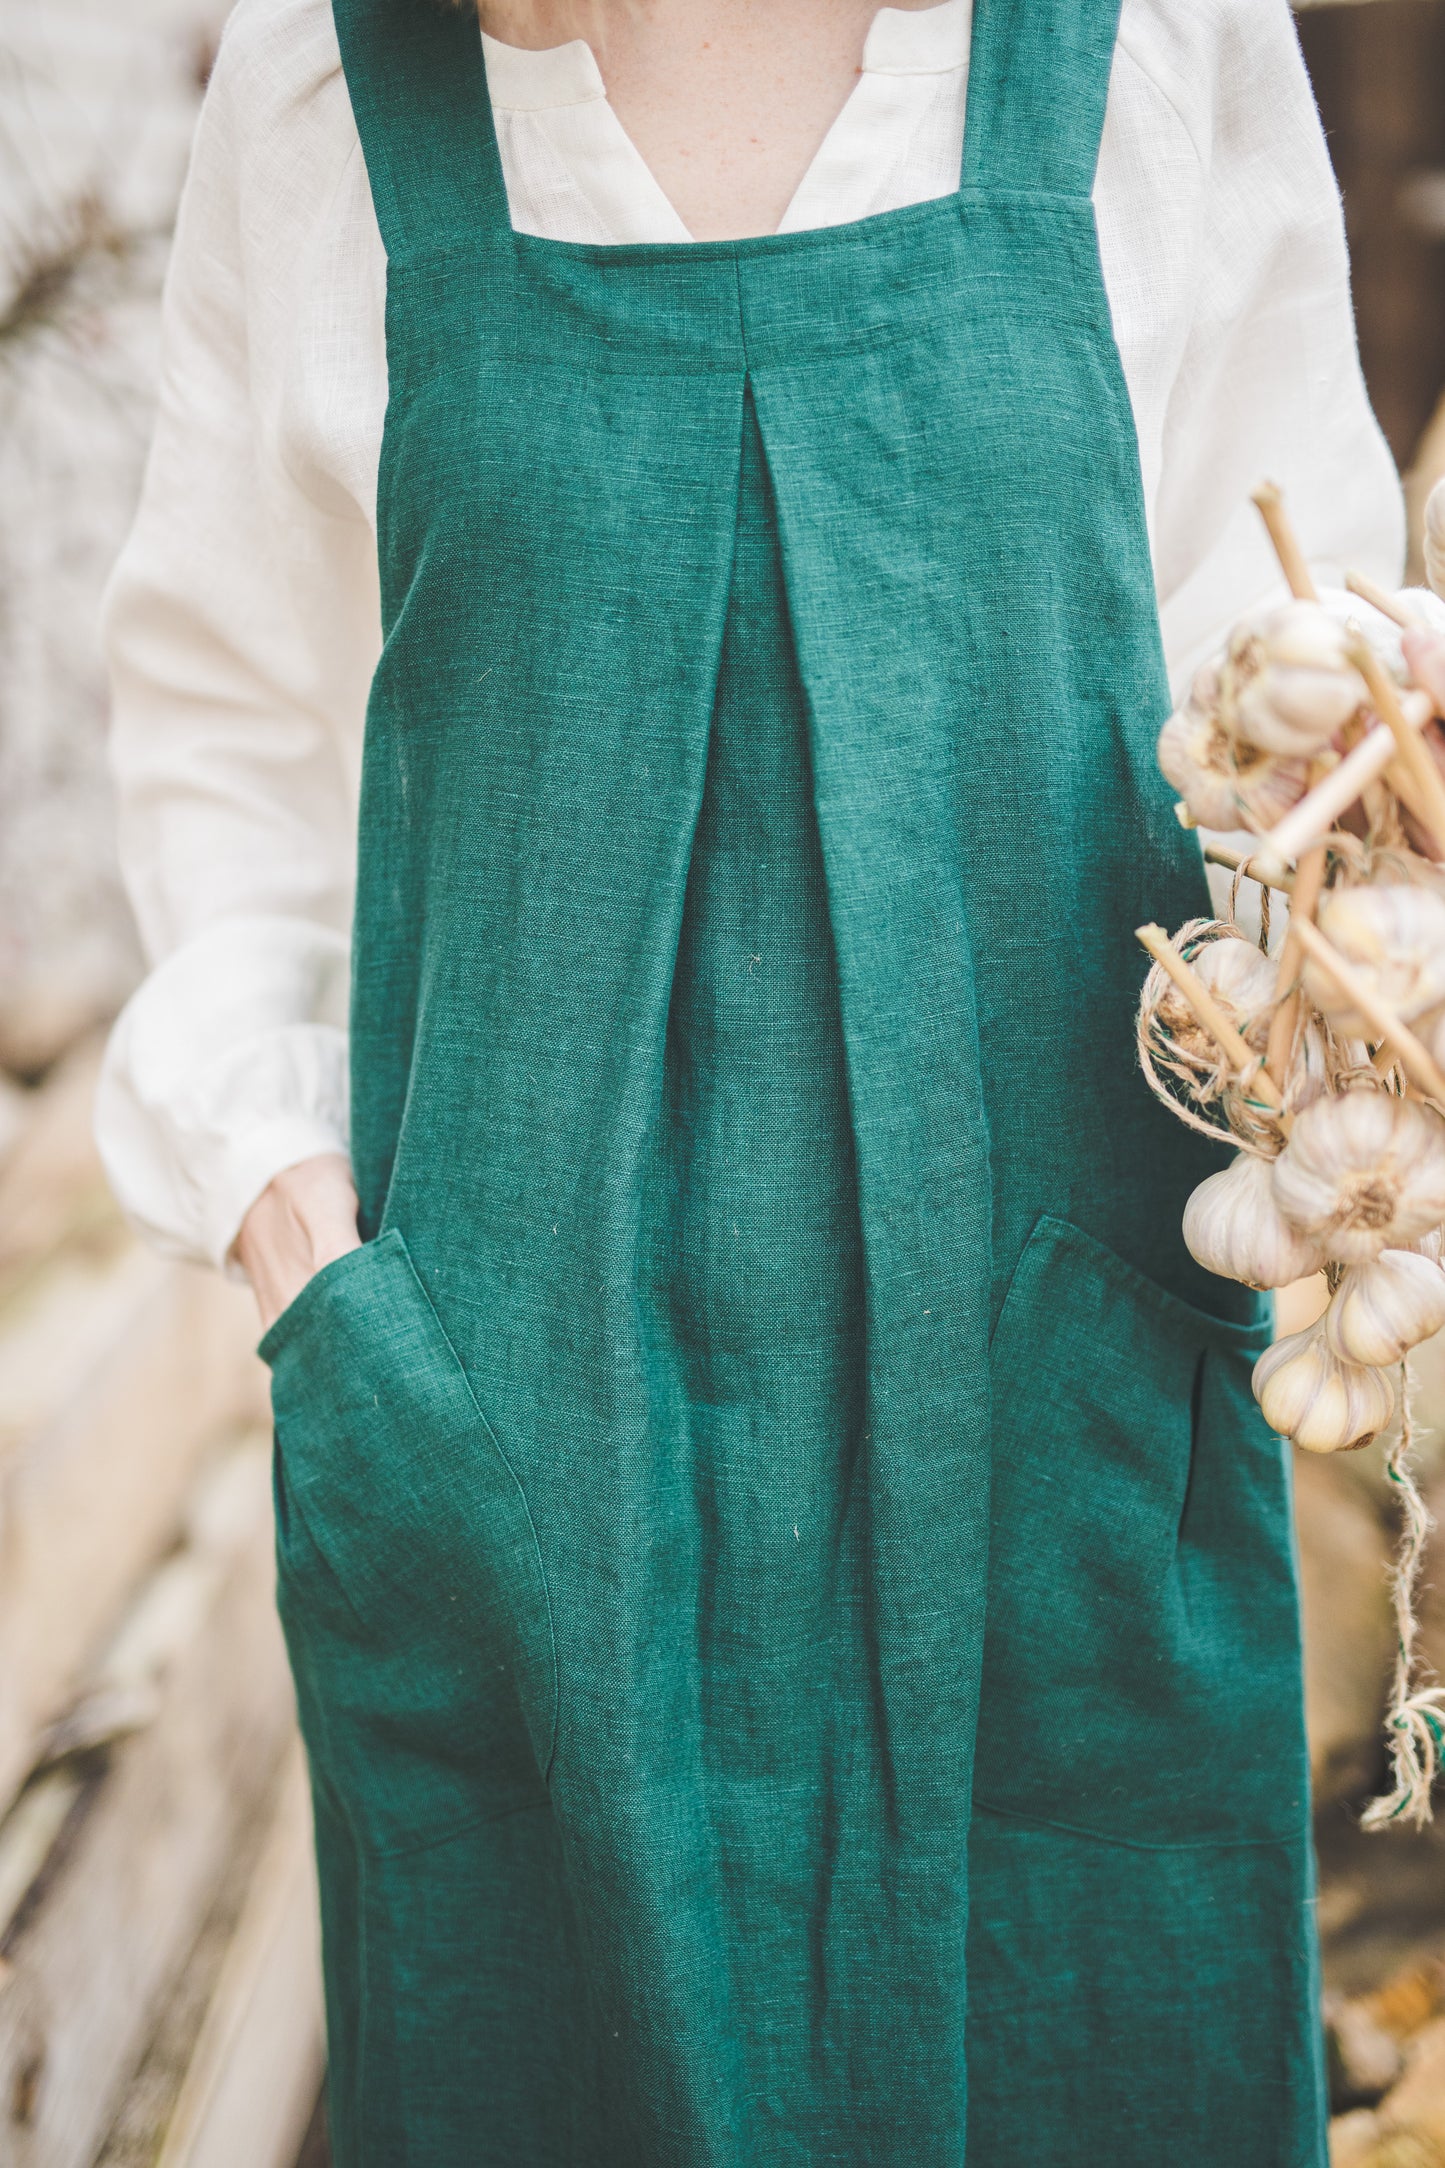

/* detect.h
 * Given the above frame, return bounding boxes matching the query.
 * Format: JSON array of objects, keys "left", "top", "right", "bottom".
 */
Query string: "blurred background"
[{"left": 0, "top": 2, "right": 1443, "bottom": 2164}]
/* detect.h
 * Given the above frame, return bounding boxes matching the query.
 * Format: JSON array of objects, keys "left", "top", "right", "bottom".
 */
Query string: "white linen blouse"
[{"left": 98, "top": 0, "right": 1406, "bottom": 1271}]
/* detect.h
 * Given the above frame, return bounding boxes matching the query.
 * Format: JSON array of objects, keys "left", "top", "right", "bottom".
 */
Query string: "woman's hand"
[
  {"left": 1406, "top": 629, "right": 1445, "bottom": 758},
  {"left": 1405, "top": 625, "right": 1445, "bottom": 765},
  {"left": 235, "top": 1152, "right": 362, "bottom": 1335}
]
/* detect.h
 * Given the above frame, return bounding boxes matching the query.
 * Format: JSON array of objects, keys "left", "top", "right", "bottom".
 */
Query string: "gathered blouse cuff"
[{"left": 94, "top": 916, "right": 353, "bottom": 1275}]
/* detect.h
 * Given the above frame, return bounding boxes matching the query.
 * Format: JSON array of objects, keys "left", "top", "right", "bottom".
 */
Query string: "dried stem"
[
  {"left": 1383, "top": 757, "right": 1439, "bottom": 842},
  {"left": 1346, "top": 571, "right": 1420, "bottom": 632},
  {"left": 1255, "top": 693, "right": 1435, "bottom": 875},
  {"left": 1251, "top": 481, "right": 1319, "bottom": 603},
  {"left": 1202, "top": 844, "right": 1294, "bottom": 894},
  {"left": 1265, "top": 842, "right": 1327, "bottom": 1090},
  {"left": 1349, "top": 636, "right": 1445, "bottom": 861},
  {"left": 1289, "top": 917, "right": 1445, "bottom": 1103}
]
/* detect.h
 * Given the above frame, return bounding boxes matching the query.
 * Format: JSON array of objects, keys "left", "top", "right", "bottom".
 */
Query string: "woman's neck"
[{"left": 477, "top": 1, "right": 942, "bottom": 241}]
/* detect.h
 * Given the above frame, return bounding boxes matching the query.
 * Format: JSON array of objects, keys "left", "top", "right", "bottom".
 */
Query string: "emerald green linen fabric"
[{"left": 260, "top": 0, "right": 1327, "bottom": 2158}]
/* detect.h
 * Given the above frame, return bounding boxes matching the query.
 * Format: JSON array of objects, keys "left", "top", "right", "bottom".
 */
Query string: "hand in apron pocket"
[{"left": 261, "top": 1229, "right": 559, "bottom": 1856}]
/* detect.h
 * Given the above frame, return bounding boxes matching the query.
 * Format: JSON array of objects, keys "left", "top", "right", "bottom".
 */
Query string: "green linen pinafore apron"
[{"left": 259, "top": 1, "right": 1328, "bottom": 2160}]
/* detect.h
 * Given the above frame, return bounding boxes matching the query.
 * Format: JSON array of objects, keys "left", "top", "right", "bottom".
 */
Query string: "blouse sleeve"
[
  {"left": 96, "top": 0, "right": 382, "bottom": 1272},
  {"left": 1139, "top": 0, "right": 1405, "bottom": 692}
]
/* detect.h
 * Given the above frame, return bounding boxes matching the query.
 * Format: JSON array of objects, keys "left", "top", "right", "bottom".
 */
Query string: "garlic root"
[{"left": 1272, "top": 1090, "right": 1445, "bottom": 1264}]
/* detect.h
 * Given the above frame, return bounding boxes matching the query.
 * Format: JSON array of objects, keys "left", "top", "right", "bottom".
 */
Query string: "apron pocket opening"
[
  {"left": 266, "top": 1227, "right": 560, "bottom": 1853},
  {"left": 975, "top": 1213, "right": 1307, "bottom": 1846}
]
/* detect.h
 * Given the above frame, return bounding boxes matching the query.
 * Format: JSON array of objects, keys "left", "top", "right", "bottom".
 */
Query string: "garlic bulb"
[
  {"left": 1158, "top": 692, "right": 1310, "bottom": 835},
  {"left": 1183, "top": 1153, "right": 1327, "bottom": 1289},
  {"left": 1426, "top": 477, "right": 1445, "bottom": 601},
  {"left": 1157, "top": 936, "right": 1278, "bottom": 1068},
  {"left": 1221, "top": 602, "right": 1368, "bottom": 759},
  {"left": 1187, "top": 1153, "right": 1325, "bottom": 1283},
  {"left": 1302, "top": 883, "right": 1445, "bottom": 1037},
  {"left": 1407, "top": 1225, "right": 1445, "bottom": 1264},
  {"left": 1324, "top": 1248, "right": 1445, "bottom": 1367},
  {"left": 1271, "top": 1090, "right": 1445, "bottom": 1263},
  {"left": 1253, "top": 1322, "right": 1397, "bottom": 1454}
]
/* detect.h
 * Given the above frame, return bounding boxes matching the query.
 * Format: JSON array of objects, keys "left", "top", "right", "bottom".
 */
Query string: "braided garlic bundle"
[
  {"left": 1135, "top": 483, "right": 1445, "bottom": 1826},
  {"left": 1142, "top": 886, "right": 1445, "bottom": 1459}
]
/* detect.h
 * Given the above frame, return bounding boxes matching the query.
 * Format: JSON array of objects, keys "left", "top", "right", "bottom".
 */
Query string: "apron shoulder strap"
[
  {"left": 961, "top": 0, "right": 1124, "bottom": 199},
  {"left": 330, "top": 0, "right": 510, "bottom": 262}
]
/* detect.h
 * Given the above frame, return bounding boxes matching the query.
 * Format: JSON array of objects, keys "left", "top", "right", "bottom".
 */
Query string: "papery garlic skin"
[
  {"left": 1284, "top": 1020, "right": 1332, "bottom": 1113},
  {"left": 1271, "top": 1090, "right": 1445, "bottom": 1264},
  {"left": 1157, "top": 699, "right": 1310, "bottom": 835},
  {"left": 1324, "top": 1249, "right": 1445, "bottom": 1368},
  {"left": 1183, "top": 1153, "right": 1327, "bottom": 1290},
  {"left": 1253, "top": 1323, "right": 1397, "bottom": 1454},
  {"left": 1222, "top": 602, "right": 1368, "bottom": 759},
  {"left": 1260, "top": 1009, "right": 1331, "bottom": 1117},
  {"left": 1302, "top": 884, "right": 1445, "bottom": 1038}
]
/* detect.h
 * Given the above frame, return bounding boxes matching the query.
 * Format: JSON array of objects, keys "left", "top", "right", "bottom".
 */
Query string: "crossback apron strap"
[
  {"left": 330, "top": 0, "right": 510, "bottom": 263},
  {"left": 960, "top": 0, "right": 1124, "bottom": 199}
]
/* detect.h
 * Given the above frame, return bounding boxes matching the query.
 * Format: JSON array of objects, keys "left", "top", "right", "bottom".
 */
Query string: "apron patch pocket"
[
  {"left": 974, "top": 1214, "right": 1304, "bottom": 1847},
  {"left": 262, "top": 1229, "right": 559, "bottom": 1855}
]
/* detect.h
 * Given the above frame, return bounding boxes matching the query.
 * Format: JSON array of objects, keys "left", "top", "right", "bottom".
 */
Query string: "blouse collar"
[
  {"left": 481, "top": 30, "right": 607, "bottom": 113},
  {"left": 863, "top": 1, "right": 971, "bottom": 77},
  {"left": 483, "top": 1, "right": 971, "bottom": 114}
]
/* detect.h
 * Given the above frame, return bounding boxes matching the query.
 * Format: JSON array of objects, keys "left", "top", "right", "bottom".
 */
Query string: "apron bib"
[{"left": 260, "top": 3, "right": 1328, "bottom": 2160}]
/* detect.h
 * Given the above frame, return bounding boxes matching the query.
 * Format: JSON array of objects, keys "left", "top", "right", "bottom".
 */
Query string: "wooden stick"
[
  {"left": 1254, "top": 692, "right": 1436, "bottom": 874},
  {"left": 1252, "top": 481, "right": 1319, "bottom": 603},
  {"left": 1135, "top": 924, "right": 1287, "bottom": 1114},
  {"left": 1202, "top": 843, "right": 1294, "bottom": 893},
  {"left": 1385, "top": 757, "right": 1439, "bottom": 841},
  {"left": 1347, "top": 570, "right": 1421, "bottom": 632},
  {"left": 1348, "top": 635, "right": 1445, "bottom": 860},
  {"left": 1290, "top": 916, "right": 1445, "bottom": 1104},
  {"left": 1265, "top": 841, "right": 1328, "bottom": 1090}
]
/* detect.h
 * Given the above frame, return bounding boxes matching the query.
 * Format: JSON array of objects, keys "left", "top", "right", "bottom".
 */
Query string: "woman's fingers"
[
  {"left": 1395, "top": 630, "right": 1445, "bottom": 856},
  {"left": 1405, "top": 628, "right": 1445, "bottom": 718},
  {"left": 234, "top": 1152, "right": 362, "bottom": 1334}
]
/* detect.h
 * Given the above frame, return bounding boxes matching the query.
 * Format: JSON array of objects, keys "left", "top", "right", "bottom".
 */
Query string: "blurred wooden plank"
[
  {"left": 156, "top": 1746, "right": 322, "bottom": 2168},
  {"left": 1295, "top": 1453, "right": 1395, "bottom": 1808},
  {"left": 92, "top": 1750, "right": 317, "bottom": 2168},
  {"left": 0, "top": 1441, "right": 297, "bottom": 2168},
  {"left": 0, "top": 1245, "right": 267, "bottom": 1820},
  {"left": 0, "top": 1037, "right": 116, "bottom": 1306}
]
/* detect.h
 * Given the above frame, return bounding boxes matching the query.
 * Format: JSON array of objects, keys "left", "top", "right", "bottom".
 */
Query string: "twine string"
[
  {"left": 1135, "top": 919, "right": 1287, "bottom": 1156},
  {"left": 1363, "top": 1364, "right": 1445, "bottom": 1832}
]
